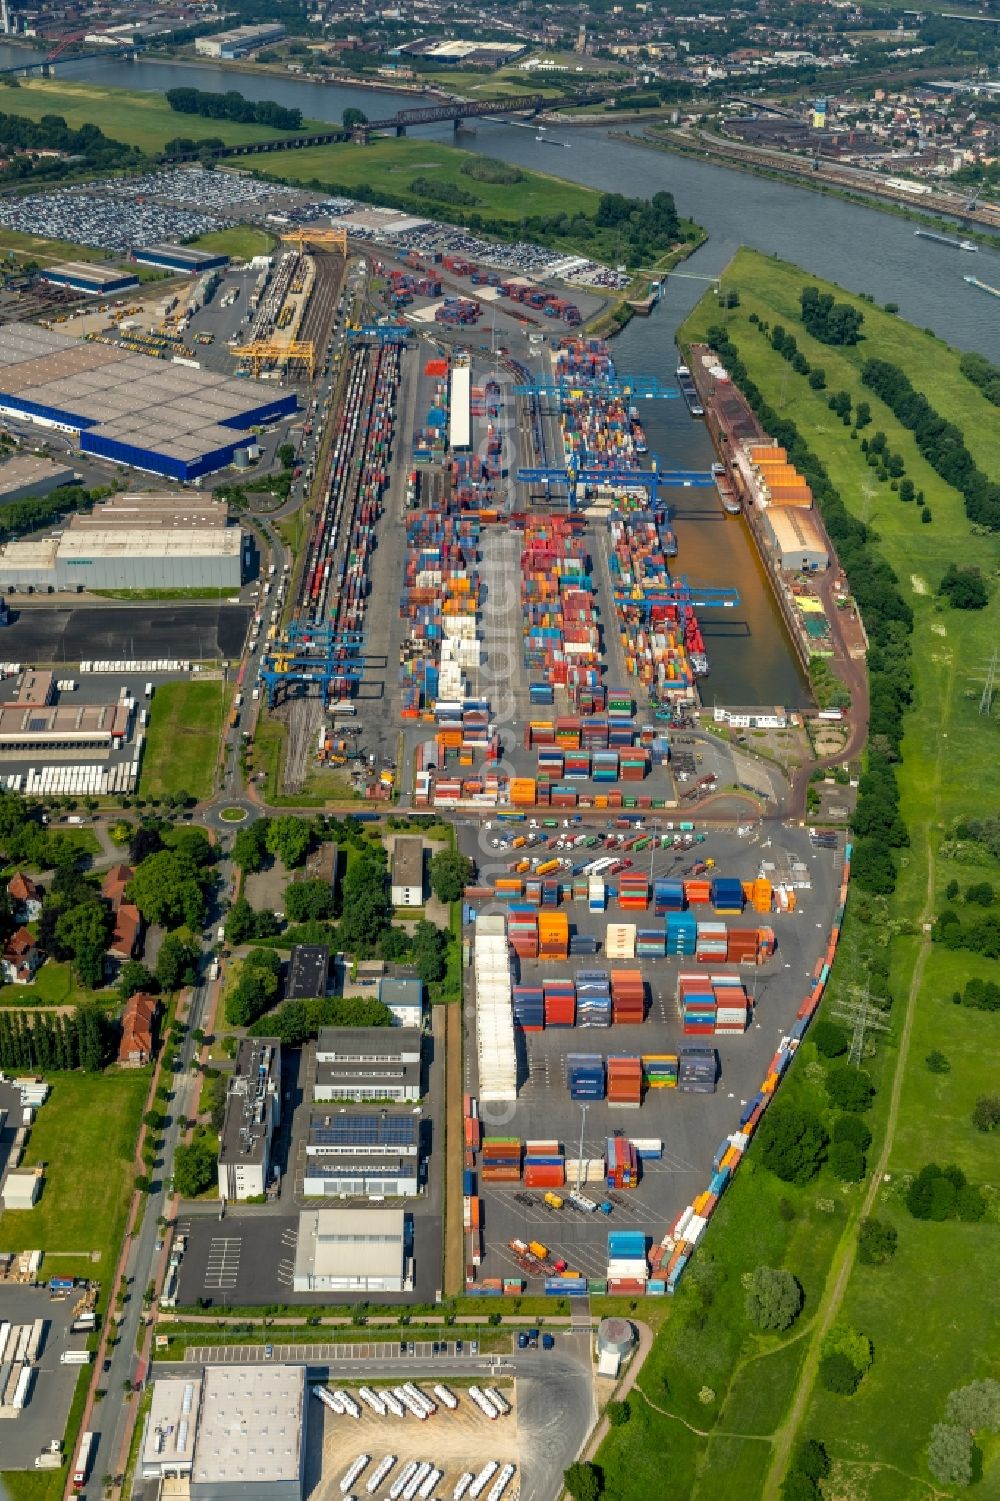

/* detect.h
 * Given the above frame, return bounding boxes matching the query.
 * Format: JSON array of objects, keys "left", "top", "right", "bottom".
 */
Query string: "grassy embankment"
[
  {"left": 140, "top": 679, "right": 231, "bottom": 802},
  {"left": 191, "top": 224, "right": 277, "bottom": 261},
  {"left": 594, "top": 251, "right": 1000, "bottom": 1501}
]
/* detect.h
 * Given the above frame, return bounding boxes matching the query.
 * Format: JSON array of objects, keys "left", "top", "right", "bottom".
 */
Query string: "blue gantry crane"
[
  {"left": 347, "top": 324, "right": 412, "bottom": 345},
  {"left": 517, "top": 456, "right": 715, "bottom": 508},
  {"left": 610, "top": 574, "right": 740, "bottom": 614},
  {"left": 259, "top": 622, "right": 371, "bottom": 708},
  {"left": 513, "top": 376, "right": 679, "bottom": 399}
]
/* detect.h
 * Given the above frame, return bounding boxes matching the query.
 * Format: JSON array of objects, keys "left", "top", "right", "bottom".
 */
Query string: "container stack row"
[{"left": 474, "top": 914, "right": 517, "bottom": 1103}]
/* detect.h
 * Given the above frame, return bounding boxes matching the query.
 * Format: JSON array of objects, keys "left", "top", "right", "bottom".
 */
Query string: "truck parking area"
[{"left": 0, "top": 1284, "right": 93, "bottom": 1470}]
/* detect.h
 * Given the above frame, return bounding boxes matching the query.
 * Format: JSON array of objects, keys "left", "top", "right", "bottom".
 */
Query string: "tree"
[
  {"left": 858, "top": 1217, "right": 897, "bottom": 1266},
  {"left": 811, "top": 1019, "right": 848, "bottom": 1058},
  {"left": 926, "top": 1049, "right": 951, "bottom": 1074},
  {"left": 793, "top": 1439, "right": 831, "bottom": 1483},
  {"left": 945, "top": 1379, "right": 1000, "bottom": 1434},
  {"left": 225, "top": 948, "right": 281, "bottom": 1028},
  {"left": 265, "top": 816, "right": 313, "bottom": 870},
  {"left": 829, "top": 1140, "right": 866, "bottom": 1181},
  {"left": 779, "top": 1475, "right": 819, "bottom": 1501},
  {"left": 972, "top": 1094, "right": 1000, "bottom": 1132},
  {"left": 563, "top": 1462, "right": 601, "bottom": 1501},
  {"left": 117, "top": 960, "right": 157, "bottom": 1000},
  {"left": 823, "top": 1324, "right": 872, "bottom": 1378},
  {"left": 128, "top": 851, "right": 207, "bottom": 930},
  {"left": 429, "top": 848, "right": 472, "bottom": 904},
  {"left": 56, "top": 901, "right": 111, "bottom": 989},
  {"left": 939, "top": 564, "right": 989, "bottom": 611},
  {"left": 225, "top": 896, "right": 257, "bottom": 947},
  {"left": 832, "top": 1115, "right": 872, "bottom": 1151},
  {"left": 277, "top": 443, "right": 295, "bottom": 470},
  {"left": 172, "top": 1134, "right": 216, "bottom": 1199},
  {"left": 231, "top": 821, "right": 269, "bottom": 873},
  {"left": 339, "top": 856, "right": 391, "bottom": 952},
  {"left": 756, "top": 1101, "right": 829, "bottom": 1184},
  {"left": 342, "top": 107, "right": 368, "bottom": 129},
  {"left": 606, "top": 1399, "right": 630, "bottom": 1427},
  {"left": 284, "top": 879, "right": 335, "bottom": 924},
  {"left": 825, "top": 1064, "right": 875, "bottom": 1113},
  {"left": 926, "top": 1423, "right": 974, "bottom": 1488},
  {"left": 745, "top": 1266, "right": 803, "bottom": 1332},
  {"left": 819, "top": 1351, "right": 862, "bottom": 1395},
  {"left": 411, "top": 920, "right": 446, "bottom": 985}
]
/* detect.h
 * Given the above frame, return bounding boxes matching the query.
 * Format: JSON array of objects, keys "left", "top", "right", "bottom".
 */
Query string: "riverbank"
[
  {"left": 594, "top": 248, "right": 1000, "bottom": 1501},
  {"left": 611, "top": 126, "right": 1000, "bottom": 243}
]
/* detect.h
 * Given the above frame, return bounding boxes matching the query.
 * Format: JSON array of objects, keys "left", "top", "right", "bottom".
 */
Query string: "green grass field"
[
  {"left": 0, "top": 1070, "right": 148, "bottom": 1280},
  {"left": 251, "top": 136, "right": 601, "bottom": 223},
  {"left": 0, "top": 959, "right": 110, "bottom": 1009},
  {"left": 624, "top": 250, "right": 1000, "bottom": 1499},
  {"left": 191, "top": 224, "right": 277, "bottom": 261},
  {"left": 0, "top": 78, "right": 321, "bottom": 154},
  {"left": 141, "top": 679, "right": 228, "bottom": 802}
]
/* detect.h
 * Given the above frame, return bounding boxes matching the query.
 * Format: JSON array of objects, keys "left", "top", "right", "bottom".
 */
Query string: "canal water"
[{"left": 2, "top": 47, "right": 997, "bottom": 703}]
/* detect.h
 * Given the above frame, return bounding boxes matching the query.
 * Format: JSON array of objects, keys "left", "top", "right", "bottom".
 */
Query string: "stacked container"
[
  {"left": 713, "top": 976, "right": 750, "bottom": 1033},
  {"left": 481, "top": 1137, "right": 522, "bottom": 1182},
  {"left": 606, "top": 1135, "right": 639, "bottom": 1186},
  {"left": 538, "top": 912, "right": 569, "bottom": 961},
  {"left": 544, "top": 980, "right": 576, "bottom": 1027},
  {"left": 513, "top": 984, "right": 544, "bottom": 1032},
  {"left": 606, "top": 923, "right": 636, "bottom": 960},
  {"left": 607, "top": 1230, "right": 648, "bottom": 1288},
  {"left": 636, "top": 926, "right": 665, "bottom": 959},
  {"left": 588, "top": 876, "right": 606, "bottom": 912},
  {"left": 666, "top": 911, "right": 697, "bottom": 955},
  {"left": 654, "top": 879, "right": 685, "bottom": 915},
  {"left": 577, "top": 972, "right": 612, "bottom": 1027},
  {"left": 567, "top": 1054, "right": 605, "bottom": 1100},
  {"left": 678, "top": 973, "right": 716, "bottom": 1034},
  {"left": 712, "top": 876, "right": 745, "bottom": 914},
  {"left": 524, "top": 1141, "right": 565, "bottom": 1189},
  {"left": 607, "top": 1057, "right": 642, "bottom": 1106},
  {"left": 508, "top": 909, "right": 539, "bottom": 960},
  {"left": 617, "top": 873, "right": 649, "bottom": 911},
  {"left": 643, "top": 1054, "right": 678, "bottom": 1088},
  {"left": 726, "top": 927, "right": 760, "bottom": 964},
  {"left": 696, "top": 921, "right": 728, "bottom": 965},
  {"left": 611, "top": 970, "right": 645, "bottom": 1024},
  {"left": 677, "top": 1046, "right": 718, "bottom": 1093}
]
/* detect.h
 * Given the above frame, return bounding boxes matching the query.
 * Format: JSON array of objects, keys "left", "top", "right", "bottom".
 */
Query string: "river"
[{"left": 2, "top": 46, "right": 997, "bottom": 704}]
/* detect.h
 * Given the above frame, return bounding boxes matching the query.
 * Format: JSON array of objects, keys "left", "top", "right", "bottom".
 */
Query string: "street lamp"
[{"left": 576, "top": 1102, "right": 589, "bottom": 1193}]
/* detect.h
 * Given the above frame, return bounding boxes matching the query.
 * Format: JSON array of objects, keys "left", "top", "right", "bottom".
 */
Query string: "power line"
[{"left": 831, "top": 982, "right": 891, "bottom": 1066}]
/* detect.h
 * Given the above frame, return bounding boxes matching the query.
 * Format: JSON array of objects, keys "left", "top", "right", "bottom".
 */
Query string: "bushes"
[
  {"left": 819, "top": 1350, "right": 863, "bottom": 1395},
  {"left": 756, "top": 1101, "right": 829, "bottom": 1184},
  {"left": 460, "top": 156, "right": 524, "bottom": 185},
  {"left": 825, "top": 1064, "right": 875, "bottom": 1113},
  {"left": 224, "top": 948, "right": 282, "bottom": 1028},
  {"left": 857, "top": 1217, "right": 897, "bottom": 1265},
  {"left": 828, "top": 1140, "right": 866, "bottom": 1181},
  {"left": 811, "top": 1019, "right": 848, "bottom": 1058},
  {"left": 800, "top": 286, "right": 864, "bottom": 345},
  {"left": 939, "top": 564, "right": 989, "bottom": 610},
  {"left": 781, "top": 1438, "right": 831, "bottom": 1499},
  {"left": 408, "top": 176, "right": 478, "bottom": 207}
]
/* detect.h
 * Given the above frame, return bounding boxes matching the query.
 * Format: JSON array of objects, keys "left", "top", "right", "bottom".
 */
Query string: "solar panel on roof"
[{"left": 309, "top": 1114, "right": 417, "bottom": 1148}]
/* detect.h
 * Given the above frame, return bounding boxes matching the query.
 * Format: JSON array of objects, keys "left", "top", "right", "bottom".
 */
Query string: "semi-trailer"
[{"left": 340, "top": 1455, "right": 370, "bottom": 1495}]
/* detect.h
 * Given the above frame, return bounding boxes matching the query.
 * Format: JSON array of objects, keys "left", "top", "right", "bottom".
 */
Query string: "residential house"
[
  {"left": 101, "top": 863, "right": 134, "bottom": 910},
  {"left": 7, "top": 872, "right": 42, "bottom": 922},
  {"left": 2, "top": 927, "right": 42, "bottom": 985},
  {"left": 117, "top": 991, "right": 158, "bottom": 1068},
  {"left": 108, "top": 903, "right": 142, "bottom": 964}
]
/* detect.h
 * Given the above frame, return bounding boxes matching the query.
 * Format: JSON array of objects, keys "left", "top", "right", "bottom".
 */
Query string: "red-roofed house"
[
  {"left": 118, "top": 992, "right": 158, "bottom": 1068},
  {"left": 2, "top": 927, "right": 42, "bottom": 985},
  {"left": 101, "top": 863, "right": 134, "bottom": 911},
  {"left": 7, "top": 872, "right": 42, "bottom": 923},
  {"left": 108, "top": 903, "right": 142, "bottom": 963}
]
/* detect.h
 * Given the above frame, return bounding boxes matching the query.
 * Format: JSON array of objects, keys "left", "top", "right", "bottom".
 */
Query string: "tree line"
[
  {"left": 799, "top": 286, "right": 864, "bottom": 346},
  {"left": 165, "top": 88, "right": 303, "bottom": 132},
  {"left": 0, "top": 1006, "right": 108, "bottom": 1072},
  {"left": 0, "top": 482, "right": 106, "bottom": 547},
  {"left": 705, "top": 324, "right": 913, "bottom": 897},
  {"left": 0, "top": 108, "right": 140, "bottom": 181},
  {"left": 958, "top": 351, "right": 1000, "bottom": 410},
  {"left": 861, "top": 357, "right": 1000, "bottom": 533}
]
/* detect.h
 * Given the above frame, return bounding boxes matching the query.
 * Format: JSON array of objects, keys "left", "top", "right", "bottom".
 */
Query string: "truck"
[
  {"left": 61, "top": 1350, "right": 92, "bottom": 1365},
  {"left": 527, "top": 1241, "right": 548, "bottom": 1262},
  {"left": 543, "top": 1192, "right": 564, "bottom": 1211},
  {"left": 144, "top": 682, "right": 153, "bottom": 698},
  {"left": 72, "top": 1431, "right": 93, "bottom": 1489}
]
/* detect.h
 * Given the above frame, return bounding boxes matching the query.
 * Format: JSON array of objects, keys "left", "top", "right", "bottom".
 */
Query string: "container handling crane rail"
[
  {"left": 517, "top": 457, "right": 715, "bottom": 509},
  {"left": 611, "top": 576, "right": 740, "bottom": 613},
  {"left": 514, "top": 376, "right": 680, "bottom": 400},
  {"left": 280, "top": 227, "right": 349, "bottom": 256},
  {"left": 232, "top": 339, "right": 316, "bottom": 379},
  {"left": 347, "top": 325, "right": 412, "bottom": 345}
]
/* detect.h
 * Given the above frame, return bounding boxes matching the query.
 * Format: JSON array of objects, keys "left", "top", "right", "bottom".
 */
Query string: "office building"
[
  {"left": 313, "top": 1027, "right": 421, "bottom": 1104},
  {"left": 217, "top": 1037, "right": 281, "bottom": 1201}
]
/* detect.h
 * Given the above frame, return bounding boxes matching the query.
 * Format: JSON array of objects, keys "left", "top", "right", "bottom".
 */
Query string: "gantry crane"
[
  {"left": 513, "top": 376, "right": 679, "bottom": 400},
  {"left": 232, "top": 340, "right": 316, "bottom": 379},
  {"left": 260, "top": 623, "right": 370, "bottom": 708},
  {"left": 280, "top": 226, "right": 349, "bottom": 255}
]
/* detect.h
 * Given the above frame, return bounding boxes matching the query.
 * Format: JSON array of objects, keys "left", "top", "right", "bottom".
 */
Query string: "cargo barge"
[
  {"left": 964, "top": 274, "right": 1000, "bottom": 299},
  {"left": 713, "top": 462, "right": 741, "bottom": 515},
  {"left": 914, "top": 229, "right": 977, "bottom": 253},
  {"left": 676, "top": 364, "right": 704, "bottom": 417}
]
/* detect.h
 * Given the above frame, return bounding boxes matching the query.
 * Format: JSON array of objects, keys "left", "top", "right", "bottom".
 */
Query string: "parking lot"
[
  {"left": 461, "top": 823, "right": 843, "bottom": 1284},
  {"left": 1, "top": 603, "right": 251, "bottom": 664},
  {"left": 187, "top": 1338, "right": 485, "bottom": 1363},
  {"left": 0, "top": 1284, "right": 92, "bottom": 1470}
]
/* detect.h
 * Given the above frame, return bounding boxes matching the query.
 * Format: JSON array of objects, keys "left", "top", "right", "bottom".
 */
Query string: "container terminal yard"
[{"left": 0, "top": 226, "right": 863, "bottom": 1501}]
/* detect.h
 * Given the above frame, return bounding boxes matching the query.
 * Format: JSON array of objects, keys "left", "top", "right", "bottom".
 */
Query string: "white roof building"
[{"left": 293, "top": 1208, "right": 408, "bottom": 1294}]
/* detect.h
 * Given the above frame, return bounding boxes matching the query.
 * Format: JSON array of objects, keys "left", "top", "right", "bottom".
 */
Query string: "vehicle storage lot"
[
  {"left": 309, "top": 1391, "right": 519, "bottom": 1501},
  {"left": 1, "top": 603, "right": 251, "bottom": 663},
  {"left": 465, "top": 825, "right": 844, "bottom": 1285},
  {"left": 0, "top": 1284, "right": 91, "bottom": 1470}
]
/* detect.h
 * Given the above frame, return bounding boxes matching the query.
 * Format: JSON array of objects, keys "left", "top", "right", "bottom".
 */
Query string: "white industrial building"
[
  {"left": 141, "top": 1378, "right": 201, "bottom": 1480},
  {"left": 0, "top": 494, "right": 245, "bottom": 593},
  {"left": 1, "top": 1166, "right": 43, "bottom": 1208},
  {"left": 313, "top": 1028, "right": 421, "bottom": 1104},
  {"left": 302, "top": 1111, "right": 420, "bottom": 1199},
  {"left": 292, "top": 1208, "right": 408, "bottom": 1293},
  {"left": 217, "top": 1038, "right": 281, "bottom": 1201},
  {"left": 195, "top": 23, "right": 286, "bottom": 56},
  {"left": 763, "top": 507, "right": 829, "bottom": 572},
  {"left": 189, "top": 1366, "right": 305, "bottom": 1501}
]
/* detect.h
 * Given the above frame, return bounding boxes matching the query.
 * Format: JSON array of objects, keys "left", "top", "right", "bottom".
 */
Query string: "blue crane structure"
[
  {"left": 259, "top": 622, "right": 371, "bottom": 709},
  {"left": 347, "top": 325, "right": 412, "bottom": 345},
  {"left": 610, "top": 575, "right": 740, "bottom": 615},
  {"left": 513, "top": 376, "right": 680, "bottom": 399},
  {"left": 517, "top": 456, "right": 715, "bottom": 509}
]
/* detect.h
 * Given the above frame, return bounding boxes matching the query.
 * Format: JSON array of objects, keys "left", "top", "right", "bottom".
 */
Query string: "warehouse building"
[
  {"left": 195, "top": 23, "right": 286, "bottom": 57},
  {"left": 141, "top": 1377, "right": 201, "bottom": 1480},
  {"left": 0, "top": 670, "right": 130, "bottom": 758},
  {"left": 303, "top": 1111, "right": 420, "bottom": 1198},
  {"left": 133, "top": 243, "right": 229, "bottom": 275},
  {"left": 764, "top": 507, "right": 829, "bottom": 572},
  {"left": 292, "top": 1208, "right": 408, "bottom": 1293},
  {"left": 0, "top": 495, "right": 245, "bottom": 592},
  {"left": 314, "top": 1027, "right": 421, "bottom": 1104},
  {"left": 190, "top": 1365, "right": 305, "bottom": 1501},
  {"left": 0, "top": 455, "right": 78, "bottom": 504},
  {"left": 218, "top": 1037, "right": 281, "bottom": 1201},
  {"left": 41, "top": 262, "right": 139, "bottom": 297},
  {"left": 0, "top": 323, "right": 295, "bottom": 483}
]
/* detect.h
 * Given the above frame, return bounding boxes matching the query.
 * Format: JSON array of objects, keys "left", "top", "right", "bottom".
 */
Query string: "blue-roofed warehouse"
[
  {"left": 42, "top": 261, "right": 139, "bottom": 296},
  {"left": 133, "top": 243, "right": 229, "bottom": 275}
]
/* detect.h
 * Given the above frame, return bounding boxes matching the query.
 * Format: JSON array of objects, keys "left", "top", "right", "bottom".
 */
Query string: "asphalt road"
[{"left": 1, "top": 603, "right": 251, "bottom": 664}]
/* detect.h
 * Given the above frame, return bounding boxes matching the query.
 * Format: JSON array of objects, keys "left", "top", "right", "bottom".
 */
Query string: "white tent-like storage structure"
[{"left": 474, "top": 914, "right": 517, "bottom": 1102}]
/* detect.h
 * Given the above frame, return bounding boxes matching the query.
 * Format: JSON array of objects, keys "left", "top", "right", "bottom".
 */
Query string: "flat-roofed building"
[
  {"left": 0, "top": 454, "right": 77, "bottom": 504},
  {"left": 292, "top": 1207, "right": 408, "bottom": 1293},
  {"left": 313, "top": 1027, "right": 421, "bottom": 1104},
  {"left": 379, "top": 975, "right": 424, "bottom": 1028},
  {"left": 286, "top": 943, "right": 329, "bottom": 1001},
  {"left": 42, "top": 262, "right": 139, "bottom": 296},
  {"left": 141, "top": 1377, "right": 202, "bottom": 1479},
  {"left": 764, "top": 506, "right": 829, "bottom": 571},
  {"left": 190, "top": 1365, "right": 305, "bottom": 1501},
  {"left": 217, "top": 1037, "right": 281, "bottom": 1201},
  {"left": 133, "top": 244, "right": 229, "bottom": 275},
  {"left": 303, "top": 1110, "right": 420, "bottom": 1198},
  {"left": 390, "top": 837, "right": 424, "bottom": 907}
]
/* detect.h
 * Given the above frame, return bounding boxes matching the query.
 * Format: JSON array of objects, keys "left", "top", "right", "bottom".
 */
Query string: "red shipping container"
[{"left": 523, "top": 1164, "right": 566, "bottom": 1188}]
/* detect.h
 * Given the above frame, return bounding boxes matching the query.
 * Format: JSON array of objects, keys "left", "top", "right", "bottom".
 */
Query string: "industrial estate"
[{"left": 0, "top": 24, "right": 995, "bottom": 1501}]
